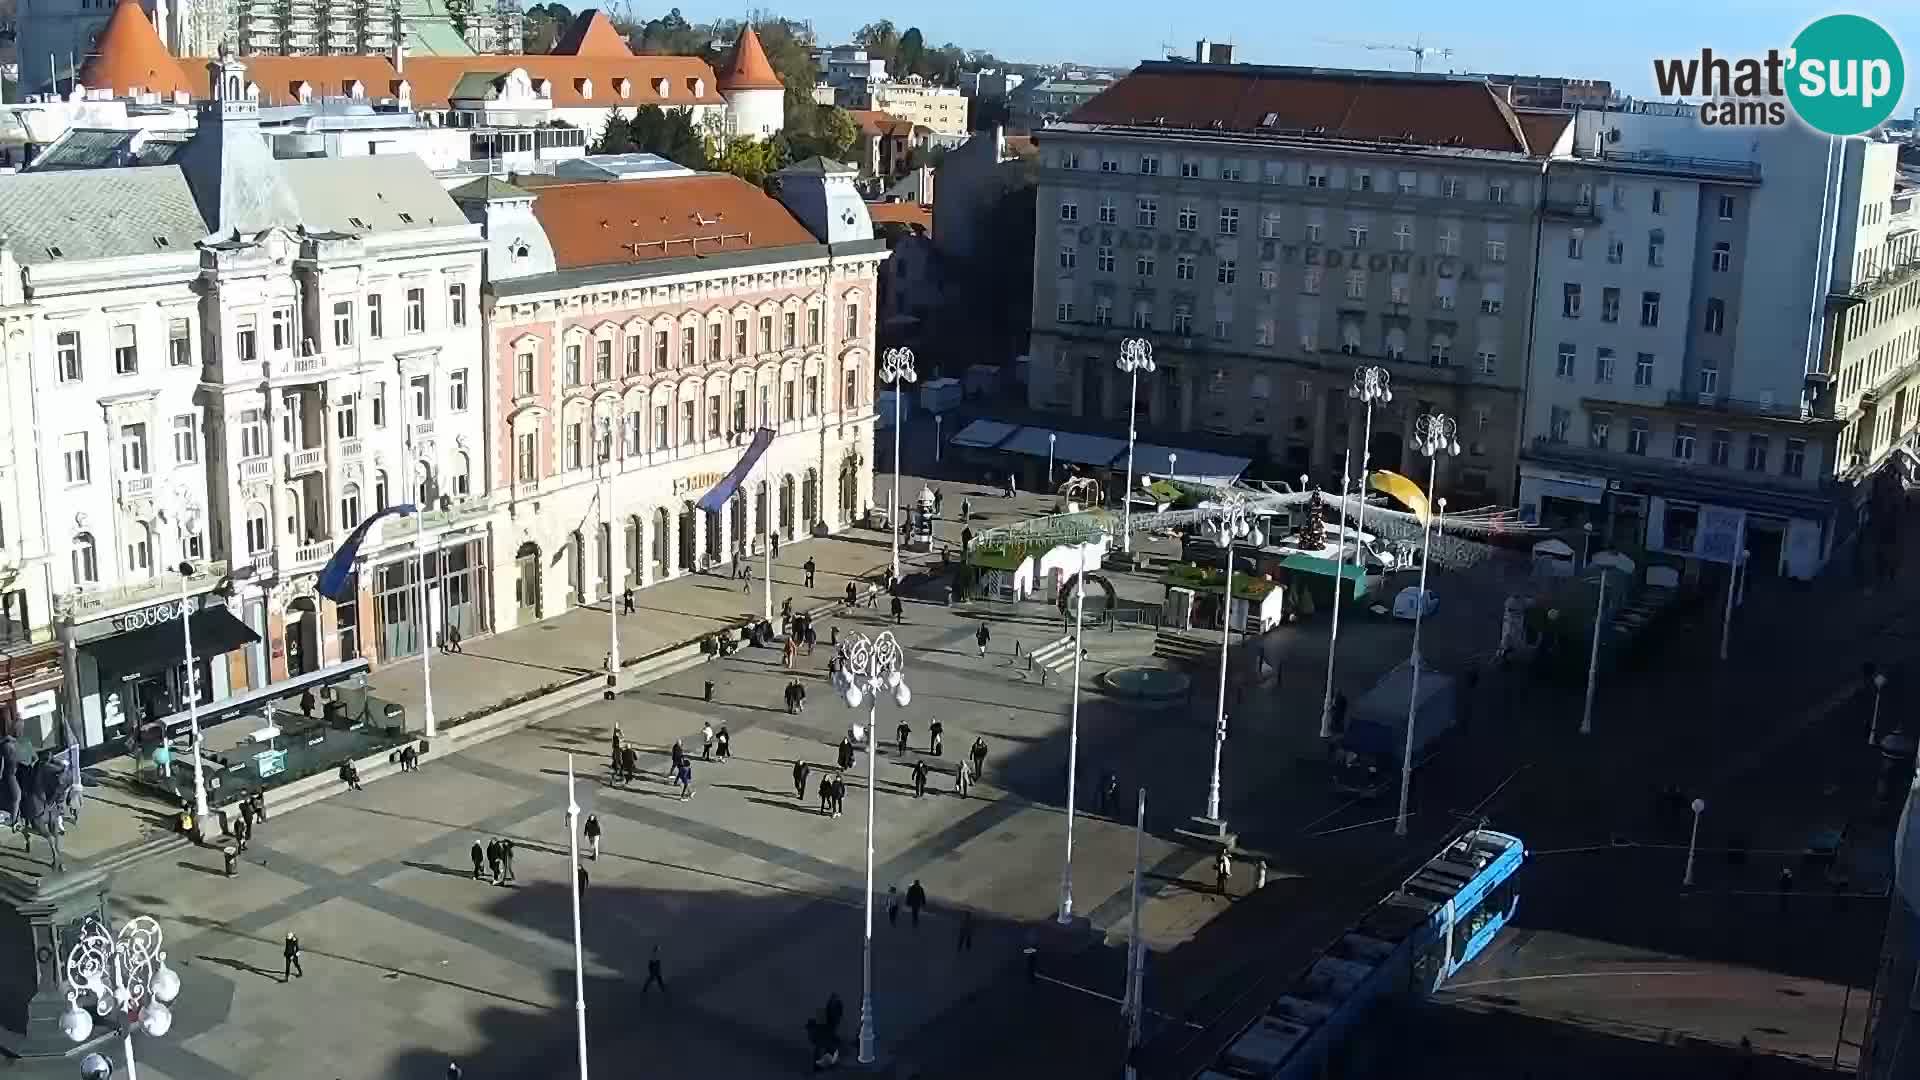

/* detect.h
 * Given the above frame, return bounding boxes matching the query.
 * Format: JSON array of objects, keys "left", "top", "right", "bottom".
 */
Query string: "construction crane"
[{"left": 1317, "top": 36, "right": 1456, "bottom": 72}]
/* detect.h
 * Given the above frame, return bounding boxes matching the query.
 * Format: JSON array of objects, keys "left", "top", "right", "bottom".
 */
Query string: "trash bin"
[{"left": 222, "top": 846, "right": 238, "bottom": 876}]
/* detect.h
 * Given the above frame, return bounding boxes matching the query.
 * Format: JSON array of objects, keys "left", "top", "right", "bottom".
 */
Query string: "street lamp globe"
[
  {"left": 139, "top": 1002, "right": 172, "bottom": 1038},
  {"left": 79, "top": 1052, "right": 114, "bottom": 1080},
  {"left": 1876, "top": 672, "right": 1889, "bottom": 691},
  {"left": 59, "top": 999, "right": 93, "bottom": 1043},
  {"left": 893, "top": 682, "right": 912, "bottom": 708},
  {"left": 844, "top": 684, "right": 864, "bottom": 709},
  {"left": 152, "top": 961, "right": 180, "bottom": 1005},
  {"left": 1691, "top": 798, "right": 1707, "bottom": 815}
]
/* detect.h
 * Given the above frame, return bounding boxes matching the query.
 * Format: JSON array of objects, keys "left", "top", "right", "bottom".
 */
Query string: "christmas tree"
[{"left": 1301, "top": 493, "right": 1327, "bottom": 550}]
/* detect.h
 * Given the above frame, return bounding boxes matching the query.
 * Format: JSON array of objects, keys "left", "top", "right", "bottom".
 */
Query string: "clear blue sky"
[{"left": 670, "top": 0, "right": 1920, "bottom": 116}]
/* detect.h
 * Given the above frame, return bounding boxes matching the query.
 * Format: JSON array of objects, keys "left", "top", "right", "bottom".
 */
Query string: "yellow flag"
[{"left": 1369, "top": 469, "right": 1431, "bottom": 525}]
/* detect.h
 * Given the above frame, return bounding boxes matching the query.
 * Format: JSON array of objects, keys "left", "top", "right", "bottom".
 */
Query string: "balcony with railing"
[
  {"left": 286, "top": 446, "right": 326, "bottom": 477},
  {"left": 271, "top": 341, "right": 336, "bottom": 383},
  {"left": 55, "top": 560, "right": 232, "bottom": 623},
  {"left": 1567, "top": 145, "right": 1762, "bottom": 183},
  {"left": 1542, "top": 198, "right": 1601, "bottom": 223},
  {"left": 117, "top": 474, "right": 154, "bottom": 500},
  {"left": 290, "top": 539, "right": 335, "bottom": 569},
  {"left": 1660, "top": 390, "right": 1820, "bottom": 423},
  {"left": 338, "top": 436, "right": 363, "bottom": 459},
  {"left": 408, "top": 419, "right": 436, "bottom": 446},
  {"left": 240, "top": 457, "right": 272, "bottom": 482}
]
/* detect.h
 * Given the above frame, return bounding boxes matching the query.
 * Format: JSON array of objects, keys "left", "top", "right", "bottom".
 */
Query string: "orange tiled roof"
[
  {"left": 552, "top": 10, "right": 633, "bottom": 58},
  {"left": 1515, "top": 110, "right": 1573, "bottom": 158},
  {"left": 1068, "top": 64, "right": 1528, "bottom": 154},
  {"left": 78, "top": 0, "right": 191, "bottom": 98},
  {"left": 717, "top": 26, "right": 784, "bottom": 92},
  {"left": 867, "top": 202, "right": 932, "bottom": 234},
  {"left": 176, "top": 54, "right": 725, "bottom": 109},
  {"left": 847, "top": 109, "right": 892, "bottom": 137},
  {"left": 529, "top": 174, "right": 818, "bottom": 270}
]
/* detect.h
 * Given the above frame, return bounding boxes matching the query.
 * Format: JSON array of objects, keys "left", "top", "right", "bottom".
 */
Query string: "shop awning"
[
  {"left": 1127, "top": 443, "right": 1251, "bottom": 484},
  {"left": 950, "top": 419, "right": 1017, "bottom": 449},
  {"left": 1279, "top": 553, "right": 1367, "bottom": 582},
  {"left": 86, "top": 605, "right": 260, "bottom": 677},
  {"left": 1000, "top": 427, "right": 1128, "bottom": 467}
]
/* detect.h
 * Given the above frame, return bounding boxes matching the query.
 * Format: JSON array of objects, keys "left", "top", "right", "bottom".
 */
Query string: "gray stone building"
[{"left": 1027, "top": 62, "right": 1570, "bottom": 505}]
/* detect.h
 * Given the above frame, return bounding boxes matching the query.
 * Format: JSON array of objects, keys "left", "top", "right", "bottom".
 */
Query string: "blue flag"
[
  {"left": 696, "top": 428, "right": 774, "bottom": 514},
  {"left": 317, "top": 504, "right": 419, "bottom": 602}
]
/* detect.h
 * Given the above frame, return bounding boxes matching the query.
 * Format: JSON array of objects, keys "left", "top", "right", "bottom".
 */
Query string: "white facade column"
[{"left": 635, "top": 510, "right": 653, "bottom": 587}]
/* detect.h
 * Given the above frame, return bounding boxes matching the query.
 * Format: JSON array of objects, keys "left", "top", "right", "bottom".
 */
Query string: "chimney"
[
  {"left": 391, "top": 8, "right": 405, "bottom": 73},
  {"left": 1209, "top": 42, "right": 1235, "bottom": 65},
  {"left": 1195, "top": 38, "right": 1210, "bottom": 63}
]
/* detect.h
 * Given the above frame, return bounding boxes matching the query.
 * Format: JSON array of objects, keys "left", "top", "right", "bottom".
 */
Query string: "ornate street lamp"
[
  {"left": 1202, "top": 493, "right": 1264, "bottom": 828},
  {"left": 1324, "top": 366, "right": 1392, "bottom": 738},
  {"left": 834, "top": 630, "right": 911, "bottom": 1065},
  {"left": 880, "top": 348, "right": 917, "bottom": 582},
  {"left": 1115, "top": 338, "right": 1155, "bottom": 554},
  {"left": 60, "top": 913, "right": 183, "bottom": 1079},
  {"left": 1397, "top": 411, "right": 1458, "bottom": 838}
]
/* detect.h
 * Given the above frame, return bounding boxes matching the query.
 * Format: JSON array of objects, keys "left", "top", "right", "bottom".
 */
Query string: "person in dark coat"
[
  {"left": 577, "top": 865, "right": 589, "bottom": 895},
  {"left": 470, "top": 841, "right": 485, "bottom": 879},
  {"left": 906, "top": 879, "right": 927, "bottom": 927},
  {"left": 912, "top": 760, "right": 928, "bottom": 798},
  {"left": 818, "top": 774, "right": 835, "bottom": 814},
  {"left": 804, "top": 558, "right": 817, "bottom": 587},
  {"left": 837, "top": 737, "right": 855, "bottom": 770},
  {"left": 282, "top": 933, "right": 304, "bottom": 980},
  {"left": 975, "top": 622, "right": 991, "bottom": 656},
  {"left": 300, "top": 689, "right": 316, "bottom": 718},
  {"left": 831, "top": 775, "right": 847, "bottom": 816},
  {"left": 793, "top": 759, "right": 811, "bottom": 799},
  {"left": 890, "top": 595, "right": 905, "bottom": 624},
  {"left": 970, "top": 736, "right": 989, "bottom": 781},
  {"left": 716, "top": 726, "right": 732, "bottom": 761},
  {"left": 896, "top": 720, "right": 911, "bottom": 755},
  {"left": 929, "top": 719, "right": 944, "bottom": 756},
  {"left": 485, "top": 838, "right": 503, "bottom": 884}
]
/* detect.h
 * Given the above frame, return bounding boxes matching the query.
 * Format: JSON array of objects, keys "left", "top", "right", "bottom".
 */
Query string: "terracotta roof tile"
[
  {"left": 552, "top": 10, "right": 633, "bottom": 58},
  {"left": 867, "top": 202, "right": 931, "bottom": 234},
  {"left": 847, "top": 109, "right": 892, "bottom": 137},
  {"left": 177, "top": 54, "right": 724, "bottom": 109},
  {"left": 1068, "top": 64, "right": 1528, "bottom": 154},
  {"left": 1515, "top": 110, "right": 1573, "bottom": 157},
  {"left": 529, "top": 174, "right": 817, "bottom": 270},
  {"left": 717, "top": 26, "right": 784, "bottom": 92},
  {"left": 78, "top": 0, "right": 190, "bottom": 98}
]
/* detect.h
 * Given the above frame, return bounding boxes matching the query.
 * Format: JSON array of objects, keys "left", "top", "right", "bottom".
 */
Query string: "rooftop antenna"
[{"left": 1315, "top": 35, "right": 1455, "bottom": 72}]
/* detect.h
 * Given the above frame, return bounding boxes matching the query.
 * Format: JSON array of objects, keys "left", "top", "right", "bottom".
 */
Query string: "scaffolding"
[{"left": 221, "top": 0, "right": 523, "bottom": 57}]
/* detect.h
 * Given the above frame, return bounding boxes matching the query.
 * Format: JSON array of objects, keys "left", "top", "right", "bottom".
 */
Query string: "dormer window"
[
  {"left": 575, "top": 78, "right": 593, "bottom": 99},
  {"left": 347, "top": 79, "right": 365, "bottom": 100},
  {"left": 692, "top": 78, "right": 705, "bottom": 97},
  {"left": 616, "top": 78, "right": 631, "bottom": 99},
  {"left": 295, "top": 81, "right": 313, "bottom": 103},
  {"left": 654, "top": 77, "right": 670, "bottom": 98},
  {"left": 533, "top": 78, "right": 552, "bottom": 99},
  {"left": 395, "top": 79, "right": 411, "bottom": 104},
  {"left": 245, "top": 82, "right": 260, "bottom": 101}
]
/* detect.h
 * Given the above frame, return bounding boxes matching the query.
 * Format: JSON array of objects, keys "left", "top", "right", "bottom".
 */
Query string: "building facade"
[
  {"left": 1030, "top": 63, "right": 1567, "bottom": 504},
  {"left": 459, "top": 159, "right": 886, "bottom": 634},
  {"left": 865, "top": 77, "right": 969, "bottom": 138},
  {"left": 1517, "top": 104, "right": 1902, "bottom": 581}
]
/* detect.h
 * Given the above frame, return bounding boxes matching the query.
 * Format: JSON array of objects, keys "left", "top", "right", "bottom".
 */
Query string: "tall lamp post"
[
  {"left": 1115, "top": 337, "right": 1155, "bottom": 554},
  {"left": 157, "top": 498, "right": 208, "bottom": 820},
  {"left": 564, "top": 755, "right": 589, "bottom": 1077},
  {"left": 880, "top": 348, "right": 917, "bottom": 583},
  {"left": 1202, "top": 494, "right": 1264, "bottom": 828},
  {"left": 834, "top": 631, "right": 911, "bottom": 1065},
  {"left": 1397, "top": 411, "right": 1457, "bottom": 839},
  {"left": 1319, "top": 453, "right": 1352, "bottom": 738},
  {"left": 1868, "top": 670, "right": 1889, "bottom": 746},
  {"left": 1048, "top": 432, "right": 1057, "bottom": 486},
  {"left": 933, "top": 413, "right": 943, "bottom": 465},
  {"left": 412, "top": 508, "right": 437, "bottom": 738},
  {"left": 1580, "top": 570, "right": 1609, "bottom": 736},
  {"left": 1324, "top": 366, "right": 1391, "bottom": 738},
  {"left": 59, "top": 913, "right": 184, "bottom": 1079},
  {"left": 599, "top": 418, "right": 620, "bottom": 700},
  {"left": 1718, "top": 548, "right": 1749, "bottom": 662},
  {"left": 1683, "top": 797, "right": 1707, "bottom": 886},
  {"left": 1058, "top": 535, "right": 1102, "bottom": 923}
]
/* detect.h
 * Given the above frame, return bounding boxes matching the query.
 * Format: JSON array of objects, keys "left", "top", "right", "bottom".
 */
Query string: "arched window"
[
  {"left": 340, "top": 482, "right": 362, "bottom": 529},
  {"left": 71, "top": 532, "right": 98, "bottom": 584},
  {"left": 374, "top": 469, "right": 390, "bottom": 510},
  {"left": 451, "top": 452, "right": 471, "bottom": 497},
  {"left": 244, "top": 502, "right": 269, "bottom": 554},
  {"left": 125, "top": 524, "right": 152, "bottom": 578},
  {"left": 416, "top": 460, "right": 434, "bottom": 505},
  {"left": 283, "top": 486, "right": 302, "bottom": 537}
]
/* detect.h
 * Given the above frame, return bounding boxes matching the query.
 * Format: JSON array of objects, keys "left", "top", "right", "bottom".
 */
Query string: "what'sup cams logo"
[{"left": 1652, "top": 14, "right": 1905, "bottom": 135}]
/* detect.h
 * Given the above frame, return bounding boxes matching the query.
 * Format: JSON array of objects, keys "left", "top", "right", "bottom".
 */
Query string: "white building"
[
  {"left": 1518, "top": 103, "right": 1912, "bottom": 581},
  {"left": 959, "top": 69, "right": 1023, "bottom": 101},
  {"left": 0, "top": 48, "right": 491, "bottom": 759},
  {"left": 457, "top": 156, "right": 886, "bottom": 630},
  {"left": 864, "top": 76, "right": 969, "bottom": 138}
]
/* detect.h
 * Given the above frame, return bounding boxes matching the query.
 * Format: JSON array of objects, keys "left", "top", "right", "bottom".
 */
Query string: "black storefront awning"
[{"left": 88, "top": 605, "right": 260, "bottom": 676}]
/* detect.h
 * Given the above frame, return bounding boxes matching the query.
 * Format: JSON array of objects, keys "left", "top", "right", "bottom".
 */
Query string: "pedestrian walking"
[
  {"left": 890, "top": 595, "right": 904, "bottom": 624},
  {"left": 485, "top": 838, "right": 503, "bottom": 884},
  {"left": 501, "top": 838, "right": 516, "bottom": 882},
  {"left": 912, "top": 760, "right": 928, "bottom": 798},
  {"left": 845, "top": 581, "right": 858, "bottom": 609},
  {"left": 929, "top": 719, "right": 944, "bottom": 756},
  {"left": 447, "top": 1062, "right": 463, "bottom": 1080},
  {"left": 252, "top": 791, "right": 267, "bottom": 823},
  {"left": 1256, "top": 858, "right": 1268, "bottom": 891},
  {"left": 933, "top": 490, "right": 944, "bottom": 518},
  {"left": 970, "top": 736, "right": 989, "bottom": 781},
  {"left": 906, "top": 878, "right": 927, "bottom": 927},
  {"left": 677, "top": 760, "right": 694, "bottom": 800},
  {"left": 783, "top": 637, "right": 797, "bottom": 669},
  {"left": 282, "top": 932, "right": 304, "bottom": 981},
  {"left": 470, "top": 841, "right": 485, "bottom": 879},
  {"left": 234, "top": 813, "right": 252, "bottom": 852},
  {"left": 976, "top": 621, "right": 991, "bottom": 657},
  {"left": 671, "top": 740, "right": 686, "bottom": 772},
  {"left": 956, "top": 910, "right": 974, "bottom": 952},
  {"left": 896, "top": 719, "right": 911, "bottom": 755},
  {"left": 794, "top": 681, "right": 807, "bottom": 713},
  {"left": 716, "top": 725, "right": 732, "bottom": 761},
  {"left": 772, "top": 532, "right": 781, "bottom": 559},
  {"left": 578, "top": 865, "right": 589, "bottom": 895},
  {"left": 793, "top": 759, "right": 811, "bottom": 799},
  {"left": 805, "top": 623, "right": 818, "bottom": 654},
  {"left": 447, "top": 625, "right": 464, "bottom": 653},
  {"left": 623, "top": 587, "right": 636, "bottom": 614},
  {"left": 838, "top": 737, "right": 855, "bottom": 770},
  {"left": 339, "top": 760, "right": 363, "bottom": 791},
  {"left": 702, "top": 722, "right": 715, "bottom": 761},
  {"left": 818, "top": 774, "right": 835, "bottom": 814},
  {"left": 961, "top": 497, "right": 971, "bottom": 523},
  {"left": 741, "top": 563, "right": 753, "bottom": 593},
  {"left": 887, "top": 885, "right": 900, "bottom": 927},
  {"left": 642, "top": 944, "right": 669, "bottom": 997},
  {"left": 584, "top": 813, "right": 602, "bottom": 860},
  {"left": 805, "top": 558, "right": 817, "bottom": 587},
  {"left": 300, "top": 689, "right": 316, "bottom": 718},
  {"left": 832, "top": 775, "right": 847, "bottom": 816},
  {"left": 1215, "top": 849, "right": 1233, "bottom": 899},
  {"left": 954, "top": 762, "right": 972, "bottom": 796}
]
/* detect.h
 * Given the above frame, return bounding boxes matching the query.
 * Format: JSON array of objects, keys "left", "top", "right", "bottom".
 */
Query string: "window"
[
  {"left": 566, "top": 420, "right": 584, "bottom": 470},
  {"left": 1097, "top": 246, "right": 1115, "bottom": 272},
  {"left": 1589, "top": 411, "right": 1611, "bottom": 448},
  {"left": 1393, "top": 221, "right": 1414, "bottom": 251},
  {"left": 1136, "top": 199, "right": 1157, "bottom": 227},
  {"left": 1487, "top": 181, "right": 1510, "bottom": 204},
  {"left": 1217, "top": 260, "right": 1237, "bottom": 285},
  {"left": 1437, "top": 228, "right": 1459, "bottom": 256},
  {"left": 1139, "top": 155, "right": 1159, "bottom": 175},
  {"left": 1177, "top": 205, "right": 1198, "bottom": 231},
  {"left": 843, "top": 369, "right": 860, "bottom": 410},
  {"left": 1647, "top": 229, "right": 1665, "bottom": 267},
  {"left": 594, "top": 339, "right": 613, "bottom": 382},
  {"left": 71, "top": 533, "right": 98, "bottom": 584},
  {"left": 707, "top": 395, "right": 721, "bottom": 436},
  {"left": 701, "top": 324, "right": 718, "bottom": 363},
  {"left": 1173, "top": 304, "right": 1193, "bottom": 336},
  {"left": 1397, "top": 170, "right": 1418, "bottom": 195},
  {"left": 1480, "top": 288, "right": 1503, "bottom": 315},
  {"left": 681, "top": 327, "right": 695, "bottom": 365},
  {"left": 1353, "top": 170, "right": 1374, "bottom": 192},
  {"left": 1059, "top": 200, "right": 1079, "bottom": 222},
  {"left": 655, "top": 330, "right": 671, "bottom": 370},
  {"left": 1345, "top": 269, "right": 1367, "bottom": 299},
  {"left": 1442, "top": 176, "right": 1461, "bottom": 198},
  {"left": 1784, "top": 438, "right": 1806, "bottom": 476},
  {"left": 1136, "top": 253, "right": 1157, "bottom": 277},
  {"left": 1180, "top": 159, "right": 1200, "bottom": 178},
  {"left": 1059, "top": 246, "right": 1077, "bottom": 270},
  {"left": 1486, "top": 239, "right": 1507, "bottom": 263},
  {"left": 1303, "top": 268, "right": 1322, "bottom": 295},
  {"left": 1475, "top": 348, "right": 1497, "bottom": 375},
  {"left": 1175, "top": 255, "right": 1195, "bottom": 280},
  {"left": 332, "top": 301, "right": 353, "bottom": 348},
  {"left": 517, "top": 432, "right": 538, "bottom": 481},
  {"left": 239, "top": 409, "right": 266, "bottom": 458},
  {"left": 1064, "top": 150, "right": 1080, "bottom": 169},
  {"left": 448, "top": 283, "right": 467, "bottom": 327},
  {"left": 1221, "top": 161, "right": 1242, "bottom": 182},
  {"left": 1213, "top": 317, "right": 1232, "bottom": 342},
  {"left": 1100, "top": 157, "right": 1119, "bottom": 173},
  {"left": 61, "top": 433, "right": 90, "bottom": 485},
  {"left": 1098, "top": 198, "right": 1117, "bottom": 224},
  {"left": 1219, "top": 206, "right": 1240, "bottom": 235},
  {"left": 371, "top": 383, "right": 386, "bottom": 428},
  {"left": 110, "top": 324, "right": 138, "bottom": 375},
  {"left": 169, "top": 319, "right": 192, "bottom": 367},
  {"left": 1651, "top": 188, "right": 1666, "bottom": 213},
  {"left": 682, "top": 400, "right": 696, "bottom": 442},
  {"left": 565, "top": 343, "right": 584, "bottom": 386},
  {"left": 405, "top": 287, "right": 426, "bottom": 333},
  {"left": 734, "top": 319, "right": 748, "bottom": 357},
  {"left": 1601, "top": 287, "right": 1620, "bottom": 323},
  {"left": 1709, "top": 429, "right": 1732, "bottom": 466},
  {"left": 1595, "top": 347, "right": 1616, "bottom": 383},
  {"left": 654, "top": 405, "right": 670, "bottom": 449},
  {"left": 172, "top": 414, "right": 198, "bottom": 463},
  {"left": 340, "top": 483, "right": 362, "bottom": 529},
  {"left": 119, "top": 423, "right": 146, "bottom": 474},
  {"left": 1640, "top": 291, "right": 1661, "bottom": 327},
  {"left": 1305, "top": 222, "right": 1323, "bottom": 243},
  {"left": 1259, "top": 269, "right": 1278, "bottom": 291},
  {"left": 1556, "top": 343, "right": 1576, "bottom": 379},
  {"left": 1562, "top": 283, "right": 1582, "bottom": 318},
  {"left": 447, "top": 363, "right": 470, "bottom": 409},
  {"left": 1606, "top": 236, "right": 1625, "bottom": 264},
  {"left": 781, "top": 311, "right": 798, "bottom": 349},
  {"left": 731, "top": 389, "right": 748, "bottom": 433},
  {"left": 845, "top": 301, "right": 861, "bottom": 339},
  {"left": 451, "top": 453, "right": 471, "bottom": 497},
  {"left": 1262, "top": 212, "right": 1282, "bottom": 239},
  {"left": 806, "top": 374, "right": 821, "bottom": 416},
  {"left": 1673, "top": 424, "right": 1696, "bottom": 461},
  {"left": 335, "top": 396, "right": 357, "bottom": 439},
  {"left": 1567, "top": 229, "right": 1585, "bottom": 260},
  {"left": 1255, "top": 320, "right": 1275, "bottom": 346},
  {"left": 374, "top": 470, "right": 389, "bottom": 509},
  {"left": 1704, "top": 298, "right": 1726, "bottom": 335},
  {"left": 515, "top": 351, "right": 535, "bottom": 397},
  {"left": 1348, "top": 224, "right": 1368, "bottom": 248},
  {"left": 1634, "top": 352, "right": 1654, "bottom": 386},
  {"left": 1428, "top": 337, "right": 1452, "bottom": 366},
  {"left": 235, "top": 316, "right": 257, "bottom": 362},
  {"left": 807, "top": 308, "right": 821, "bottom": 345},
  {"left": 1093, "top": 297, "right": 1113, "bottom": 326},
  {"left": 1717, "top": 194, "right": 1736, "bottom": 220},
  {"left": 270, "top": 308, "right": 292, "bottom": 353},
  {"left": 1548, "top": 406, "right": 1570, "bottom": 442},
  {"left": 1745, "top": 434, "right": 1770, "bottom": 471},
  {"left": 245, "top": 504, "right": 269, "bottom": 555},
  {"left": 361, "top": 293, "right": 381, "bottom": 339},
  {"left": 408, "top": 375, "right": 432, "bottom": 422},
  {"left": 1308, "top": 166, "right": 1329, "bottom": 189},
  {"left": 1712, "top": 242, "right": 1732, "bottom": 272},
  {"left": 1627, "top": 417, "right": 1649, "bottom": 455}
]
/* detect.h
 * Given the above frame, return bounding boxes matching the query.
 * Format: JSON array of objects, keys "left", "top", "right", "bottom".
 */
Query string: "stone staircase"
[{"left": 1152, "top": 630, "right": 1216, "bottom": 668}]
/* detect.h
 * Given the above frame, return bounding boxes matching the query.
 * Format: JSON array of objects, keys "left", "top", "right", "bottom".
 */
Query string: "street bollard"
[{"left": 222, "top": 846, "right": 238, "bottom": 876}]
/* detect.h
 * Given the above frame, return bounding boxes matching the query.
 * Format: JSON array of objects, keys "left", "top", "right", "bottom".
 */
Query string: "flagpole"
[{"left": 416, "top": 509, "right": 436, "bottom": 738}]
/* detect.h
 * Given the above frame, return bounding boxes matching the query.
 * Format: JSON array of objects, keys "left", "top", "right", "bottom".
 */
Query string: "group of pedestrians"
[{"left": 470, "top": 836, "right": 518, "bottom": 884}]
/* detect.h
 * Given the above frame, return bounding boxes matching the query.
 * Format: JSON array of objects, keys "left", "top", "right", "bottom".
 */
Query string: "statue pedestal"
[{"left": 0, "top": 867, "right": 111, "bottom": 1059}]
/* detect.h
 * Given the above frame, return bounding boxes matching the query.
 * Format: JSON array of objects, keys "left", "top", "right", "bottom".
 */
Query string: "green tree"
[
  {"left": 636, "top": 7, "right": 706, "bottom": 56},
  {"left": 895, "top": 27, "right": 926, "bottom": 77},
  {"left": 593, "top": 112, "right": 635, "bottom": 154},
  {"left": 708, "top": 137, "right": 781, "bottom": 187},
  {"left": 853, "top": 19, "right": 898, "bottom": 64},
  {"left": 612, "top": 105, "right": 706, "bottom": 169}
]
